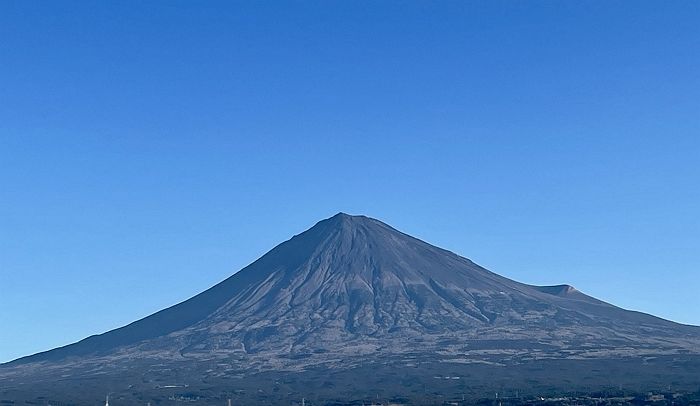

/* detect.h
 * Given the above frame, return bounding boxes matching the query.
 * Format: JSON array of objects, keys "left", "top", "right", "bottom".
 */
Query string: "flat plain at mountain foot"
[{"left": 2, "top": 213, "right": 699, "bottom": 404}]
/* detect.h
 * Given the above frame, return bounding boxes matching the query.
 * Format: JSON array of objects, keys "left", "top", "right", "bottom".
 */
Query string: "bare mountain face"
[{"left": 2, "top": 213, "right": 699, "bottom": 404}]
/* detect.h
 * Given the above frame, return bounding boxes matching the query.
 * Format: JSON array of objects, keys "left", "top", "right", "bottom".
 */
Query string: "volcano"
[{"left": 2, "top": 213, "right": 699, "bottom": 404}]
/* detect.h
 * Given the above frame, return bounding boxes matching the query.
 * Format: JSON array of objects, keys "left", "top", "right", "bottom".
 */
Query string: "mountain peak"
[
  {"left": 331, "top": 211, "right": 355, "bottom": 218},
  {"left": 326, "top": 212, "right": 371, "bottom": 225},
  {"left": 310, "top": 212, "right": 388, "bottom": 240}
]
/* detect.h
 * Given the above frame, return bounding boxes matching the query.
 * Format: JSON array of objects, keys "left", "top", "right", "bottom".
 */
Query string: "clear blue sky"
[{"left": 1, "top": 1, "right": 699, "bottom": 363}]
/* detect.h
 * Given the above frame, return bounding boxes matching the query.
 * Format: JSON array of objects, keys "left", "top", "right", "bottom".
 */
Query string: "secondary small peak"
[{"left": 535, "top": 284, "right": 578, "bottom": 297}]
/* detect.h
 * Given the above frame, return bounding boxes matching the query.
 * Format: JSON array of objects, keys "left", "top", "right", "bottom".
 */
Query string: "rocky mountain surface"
[{"left": 2, "top": 213, "right": 699, "bottom": 404}]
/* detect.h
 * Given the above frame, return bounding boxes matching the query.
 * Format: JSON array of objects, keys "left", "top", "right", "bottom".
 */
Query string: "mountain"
[{"left": 2, "top": 213, "right": 699, "bottom": 405}]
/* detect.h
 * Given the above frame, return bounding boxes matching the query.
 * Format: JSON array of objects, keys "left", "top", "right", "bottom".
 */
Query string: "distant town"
[{"left": 16, "top": 389, "right": 700, "bottom": 406}]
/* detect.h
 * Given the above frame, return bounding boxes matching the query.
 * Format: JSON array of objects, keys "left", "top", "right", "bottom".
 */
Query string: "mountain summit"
[{"left": 2, "top": 213, "right": 700, "bottom": 404}]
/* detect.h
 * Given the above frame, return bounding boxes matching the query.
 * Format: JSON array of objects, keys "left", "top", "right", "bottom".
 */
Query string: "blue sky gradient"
[{"left": 1, "top": 1, "right": 699, "bottom": 363}]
